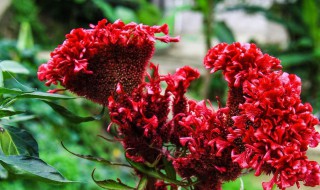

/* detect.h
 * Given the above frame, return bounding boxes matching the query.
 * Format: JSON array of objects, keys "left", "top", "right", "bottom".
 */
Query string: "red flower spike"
[
  {"left": 204, "top": 42, "right": 282, "bottom": 87},
  {"left": 38, "top": 19, "right": 179, "bottom": 106},
  {"left": 203, "top": 43, "right": 320, "bottom": 190}
]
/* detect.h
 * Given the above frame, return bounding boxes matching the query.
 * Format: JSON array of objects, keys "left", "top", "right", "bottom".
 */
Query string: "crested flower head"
[
  {"left": 205, "top": 42, "right": 320, "bottom": 190},
  {"left": 38, "top": 19, "right": 179, "bottom": 106},
  {"left": 204, "top": 42, "right": 282, "bottom": 87}
]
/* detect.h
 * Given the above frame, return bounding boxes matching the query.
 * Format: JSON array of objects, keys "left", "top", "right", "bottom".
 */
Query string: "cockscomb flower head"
[
  {"left": 204, "top": 42, "right": 282, "bottom": 87},
  {"left": 38, "top": 19, "right": 179, "bottom": 106},
  {"left": 172, "top": 100, "right": 242, "bottom": 190},
  {"left": 108, "top": 63, "right": 200, "bottom": 164},
  {"left": 39, "top": 20, "right": 320, "bottom": 190},
  {"left": 205, "top": 42, "right": 320, "bottom": 190}
]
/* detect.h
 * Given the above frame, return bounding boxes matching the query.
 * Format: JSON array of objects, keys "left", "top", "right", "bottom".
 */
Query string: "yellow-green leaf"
[{"left": 0, "top": 126, "right": 19, "bottom": 155}]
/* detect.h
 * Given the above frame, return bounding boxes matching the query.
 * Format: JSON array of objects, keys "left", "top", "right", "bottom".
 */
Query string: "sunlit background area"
[{"left": 0, "top": 0, "right": 319, "bottom": 189}]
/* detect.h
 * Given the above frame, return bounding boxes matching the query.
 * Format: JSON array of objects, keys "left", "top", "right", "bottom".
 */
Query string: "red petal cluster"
[
  {"left": 39, "top": 23, "right": 320, "bottom": 189},
  {"left": 108, "top": 64, "right": 200, "bottom": 164},
  {"left": 204, "top": 42, "right": 320, "bottom": 190},
  {"left": 38, "top": 19, "right": 179, "bottom": 106},
  {"left": 204, "top": 42, "right": 282, "bottom": 87},
  {"left": 172, "top": 101, "right": 242, "bottom": 190}
]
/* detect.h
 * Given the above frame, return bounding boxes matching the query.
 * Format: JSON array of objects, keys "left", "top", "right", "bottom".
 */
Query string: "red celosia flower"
[
  {"left": 38, "top": 19, "right": 179, "bottom": 106},
  {"left": 233, "top": 71, "right": 320, "bottom": 190},
  {"left": 41, "top": 22, "right": 320, "bottom": 190},
  {"left": 205, "top": 42, "right": 320, "bottom": 190},
  {"left": 172, "top": 100, "right": 242, "bottom": 190},
  {"left": 108, "top": 64, "right": 200, "bottom": 164},
  {"left": 204, "top": 42, "right": 282, "bottom": 87},
  {"left": 108, "top": 64, "right": 169, "bottom": 163}
]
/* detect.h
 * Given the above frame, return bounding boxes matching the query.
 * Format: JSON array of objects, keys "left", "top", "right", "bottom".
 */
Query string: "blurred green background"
[{"left": 0, "top": 0, "right": 319, "bottom": 189}]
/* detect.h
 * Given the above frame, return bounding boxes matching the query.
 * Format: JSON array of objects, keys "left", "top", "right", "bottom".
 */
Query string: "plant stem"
[
  {"left": 146, "top": 177, "right": 157, "bottom": 190},
  {"left": 201, "top": 0, "right": 214, "bottom": 99}
]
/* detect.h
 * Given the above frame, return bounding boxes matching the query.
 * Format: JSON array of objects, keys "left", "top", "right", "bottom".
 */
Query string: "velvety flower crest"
[
  {"left": 39, "top": 21, "right": 320, "bottom": 190},
  {"left": 204, "top": 42, "right": 282, "bottom": 87},
  {"left": 205, "top": 42, "right": 320, "bottom": 190},
  {"left": 38, "top": 19, "right": 179, "bottom": 106},
  {"left": 108, "top": 63, "right": 200, "bottom": 164}
]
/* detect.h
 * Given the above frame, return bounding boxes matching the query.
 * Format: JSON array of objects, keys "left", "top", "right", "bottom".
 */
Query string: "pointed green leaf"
[
  {"left": 0, "top": 109, "right": 24, "bottom": 118},
  {"left": 0, "top": 68, "right": 3, "bottom": 88},
  {"left": 126, "top": 157, "right": 195, "bottom": 186},
  {"left": 17, "top": 92, "right": 73, "bottom": 100},
  {"left": 240, "top": 177, "right": 244, "bottom": 190},
  {"left": 92, "top": 0, "right": 116, "bottom": 21},
  {"left": 3, "top": 125, "right": 38, "bottom": 157},
  {"left": 61, "top": 142, "right": 130, "bottom": 168},
  {"left": 136, "top": 176, "right": 148, "bottom": 190},
  {"left": 17, "top": 22, "right": 34, "bottom": 52},
  {"left": 278, "top": 53, "right": 314, "bottom": 67},
  {"left": 0, "top": 127, "right": 19, "bottom": 155},
  {"left": 115, "top": 6, "right": 138, "bottom": 23},
  {"left": 0, "top": 164, "right": 8, "bottom": 179},
  {"left": 91, "top": 169, "right": 135, "bottom": 190},
  {"left": 0, "top": 60, "right": 29, "bottom": 74},
  {"left": 214, "top": 21, "right": 235, "bottom": 44},
  {"left": 0, "top": 155, "right": 73, "bottom": 184},
  {"left": 0, "top": 87, "right": 30, "bottom": 95},
  {"left": 43, "top": 101, "right": 104, "bottom": 123},
  {"left": 163, "top": 158, "right": 176, "bottom": 180},
  {"left": 0, "top": 87, "right": 72, "bottom": 100}
]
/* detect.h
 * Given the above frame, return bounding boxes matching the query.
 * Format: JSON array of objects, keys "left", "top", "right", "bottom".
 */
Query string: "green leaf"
[
  {"left": 0, "top": 87, "right": 27, "bottom": 95},
  {"left": 91, "top": 169, "right": 135, "bottom": 190},
  {"left": 137, "top": 3, "right": 161, "bottom": 25},
  {"left": 1, "top": 115, "right": 36, "bottom": 123},
  {"left": 136, "top": 176, "right": 148, "bottom": 190},
  {"left": 17, "top": 91, "right": 73, "bottom": 100},
  {"left": 92, "top": 0, "right": 116, "bottom": 21},
  {"left": 240, "top": 177, "right": 244, "bottom": 190},
  {"left": 214, "top": 21, "right": 235, "bottom": 43},
  {"left": 0, "top": 60, "right": 29, "bottom": 74},
  {"left": 17, "top": 22, "right": 34, "bottom": 52},
  {"left": 0, "top": 155, "right": 73, "bottom": 184},
  {"left": 61, "top": 142, "right": 130, "bottom": 167},
  {"left": 0, "top": 127, "right": 19, "bottom": 155},
  {"left": 278, "top": 53, "right": 314, "bottom": 67},
  {"left": 0, "top": 68, "right": 3, "bottom": 88},
  {"left": 0, "top": 87, "right": 72, "bottom": 100},
  {"left": 163, "top": 158, "right": 176, "bottom": 180},
  {"left": 0, "top": 109, "right": 24, "bottom": 118},
  {"left": 0, "top": 164, "right": 8, "bottom": 179},
  {"left": 126, "top": 157, "right": 195, "bottom": 186},
  {"left": 3, "top": 125, "right": 38, "bottom": 157},
  {"left": 43, "top": 101, "right": 103, "bottom": 123},
  {"left": 115, "top": 6, "right": 138, "bottom": 23}
]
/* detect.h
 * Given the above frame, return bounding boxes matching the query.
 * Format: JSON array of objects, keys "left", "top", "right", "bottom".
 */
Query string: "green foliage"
[
  {"left": 92, "top": 0, "right": 161, "bottom": 25},
  {"left": 0, "top": 60, "right": 30, "bottom": 75},
  {"left": 61, "top": 142, "right": 130, "bottom": 168},
  {"left": 136, "top": 1, "right": 162, "bottom": 25},
  {"left": 11, "top": 0, "right": 45, "bottom": 46},
  {"left": 214, "top": 21, "right": 236, "bottom": 44},
  {"left": 92, "top": 171, "right": 135, "bottom": 190},
  {"left": 0, "top": 126, "right": 20, "bottom": 155},
  {"left": 125, "top": 157, "right": 197, "bottom": 187},
  {"left": 17, "top": 22, "right": 34, "bottom": 53},
  {"left": 0, "top": 59, "right": 75, "bottom": 184},
  {"left": 41, "top": 101, "right": 103, "bottom": 123},
  {"left": 0, "top": 155, "right": 73, "bottom": 184},
  {"left": 0, "top": 125, "right": 38, "bottom": 157}
]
